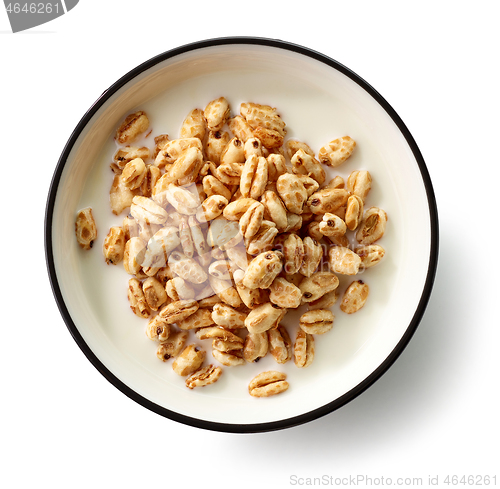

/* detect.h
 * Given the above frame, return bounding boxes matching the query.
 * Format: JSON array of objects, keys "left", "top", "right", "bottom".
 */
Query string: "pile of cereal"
[{"left": 75, "top": 97, "right": 387, "bottom": 396}]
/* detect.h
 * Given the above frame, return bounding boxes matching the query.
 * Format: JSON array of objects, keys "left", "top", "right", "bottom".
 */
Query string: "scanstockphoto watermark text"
[
  {"left": 290, "top": 475, "right": 424, "bottom": 487},
  {"left": 289, "top": 474, "right": 498, "bottom": 486}
]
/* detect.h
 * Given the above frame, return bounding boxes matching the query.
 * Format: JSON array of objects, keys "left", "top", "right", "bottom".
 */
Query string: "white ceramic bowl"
[{"left": 45, "top": 37, "right": 438, "bottom": 433}]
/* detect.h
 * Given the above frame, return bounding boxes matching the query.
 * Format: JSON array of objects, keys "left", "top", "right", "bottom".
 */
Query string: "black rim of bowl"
[{"left": 45, "top": 36, "right": 439, "bottom": 434}]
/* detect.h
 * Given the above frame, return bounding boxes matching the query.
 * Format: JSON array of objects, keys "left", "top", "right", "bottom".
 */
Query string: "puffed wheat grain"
[
  {"left": 186, "top": 364, "right": 222, "bottom": 389},
  {"left": 340, "top": 280, "right": 369, "bottom": 314},
  {"left": 248, "top": 371, "right": 289, "bottom": 397},
  {"left": 75, "top": 207, "right": 97, "bottom": 250},
  {"left": 318, "top": 136, "right": 356, "bottom": 168},
  {"left": 299, "top": 309, "right": 334, "bottom": 334},
  {"left": 355, "top": 207, "right": 388, "bottom": 245},
  {"left": 116, "top": 111, "right": 149, "bottom": 144},
  {"left": 157, "top": 330, "right": 188, "bottom": 360},
  {"left": 172, "top": 344, "right": 206, "bottom": 376},
  {"left": 294, "top": 330, "right": 315, "bottom": 368}
]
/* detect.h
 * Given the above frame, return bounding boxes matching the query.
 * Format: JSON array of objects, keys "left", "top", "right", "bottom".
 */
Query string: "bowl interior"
[{"left": 48, "top": 40, "right": 435, "bottom": 430}]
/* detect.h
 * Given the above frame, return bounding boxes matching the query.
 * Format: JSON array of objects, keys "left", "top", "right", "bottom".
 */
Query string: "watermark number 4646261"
[
  {"left": 6, "top": 2, "right": 61, "bottom": 13},
  {"left": 3, "top": 1, "right": 79, "bottom": 33}
]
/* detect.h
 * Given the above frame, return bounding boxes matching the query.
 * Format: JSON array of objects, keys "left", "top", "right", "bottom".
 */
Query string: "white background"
[{"left": 1, "top": 1, "right": 499, "bottom": 488}]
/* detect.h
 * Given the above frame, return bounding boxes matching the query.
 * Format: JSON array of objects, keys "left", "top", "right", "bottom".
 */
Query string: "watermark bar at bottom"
[{"left": 289, "top": 474, "right": 497, "bottom": 486}]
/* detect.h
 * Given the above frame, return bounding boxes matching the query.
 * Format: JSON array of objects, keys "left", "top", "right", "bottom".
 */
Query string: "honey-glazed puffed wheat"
[{"left": 93, "top": 98, "right": 388, "bottom": 396}]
